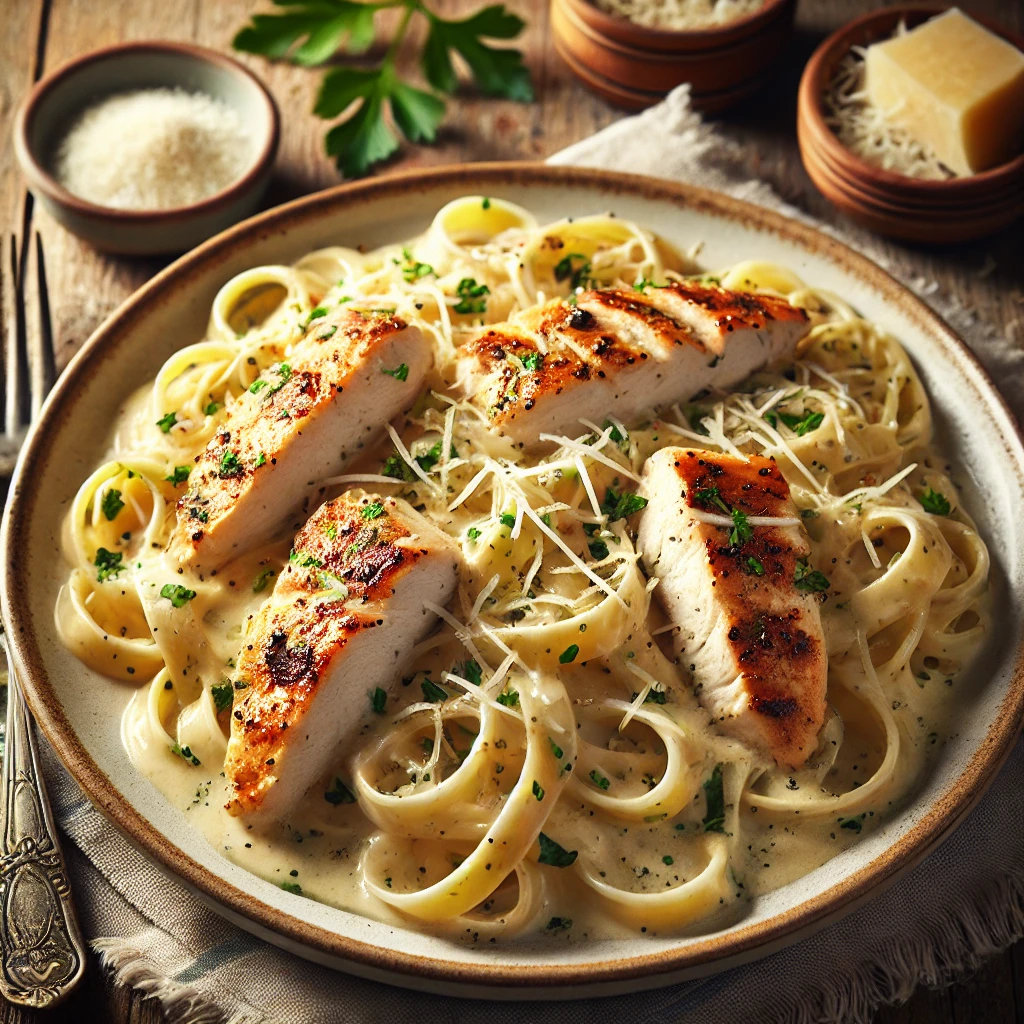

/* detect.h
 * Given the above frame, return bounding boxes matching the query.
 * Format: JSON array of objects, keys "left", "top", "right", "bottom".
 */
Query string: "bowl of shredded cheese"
[
  {"left": 14, "top": 41, "right": 279, "bottom": 255},
  {"left": 550, "top": 0, "right": 795, "bottom": 111},
  {"left": 796, "top": 7, "right": 1024, "bottom": 243}
]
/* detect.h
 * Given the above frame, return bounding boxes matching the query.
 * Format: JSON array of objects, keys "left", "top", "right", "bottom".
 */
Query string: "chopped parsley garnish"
[
  {"left": 361, "top": 501, "right": 387, "bottom": 520},
  {"left": 532, "top": 780, "right": 545, "bottom": 801},
  {"left": 482, "top": 197, "right": 491, "bottom": 210},
  {"left": 547, "top": 916, "right": 572, "bottom": 930},
  {"left": 381, "top": 363, "right": 410, "bottom": 381},
  {"left": 324, "top": 778, "right": 357, "bottom": 805},
  {"left": 382, "top": 452, "right": 416, "bottom": 481},
  {"left": 776, "top": 409, "right": 824, "bottom": 436},
  {"left": 548, "top": 737, "right": 563, "bottom": 759},
  {"left": 249, "top": 378, "right": 269, "bottom": 394},
  {"left": 602, "top": 419, "right": 629, "bottom": 451},
  {"left": 317, "top": 325, "right": 337, "bottom": 339},
  {"left": 499, "top": 512, "right": 516, "bottom": 529},
  {"left": 204, "top": 401, "right": 221, "bottom": 416},
  {"left": 918, "top": 488, "right": 951, "bottom": 516},
  {"left": 101, "top": 488, "right": 124, "bottom": 521},
  {"left": 253, "top": 452, "right": 267, "bottom": 468},
  {"left": 839, "top": 815, "right": 864, "bottom": 833},
  {"left": 160, "top": 584, "right": 197, "bottom": 608},
  {"left": 745, "top": 555, "right": 765, "bottom": 576},
  {"left": 455, "top": 659, "right": 482, "bottom": 685},
  {"left": 794, "top": 559, "right": 830, "bottom": 593},
  {"left": 211, "top": 681, "right": 234, "bottom": 713},
  {"left": 454, "top": 277, "right": 490, "bottom": 314},
  {"left": 537, "top": 832, "right": 577, "bottom": 867},
  {"left": 421, "top": 678, "right": 448, "bottom": 703},
  {"left": 306, "top": 306, "right": 328, "bottom": 324},
  {"left": 496, "top": 687, "right": 520, "bottom": 707},
  {"left": 166, "top": 466, "right": 191, "bottom": 486},
  {"left": 94, "top": 548, "right": 124, "bottom": 583},
  {"left": 728, "top": 508, "right": 752, "bottom": 547},
  {"left": 218, "top": 449, "right": 244, "bottom": 478},
  {"left": 662, "top": 854, "right": 674, "bottom": 866},
  {"left": 589, "top": 769, "right": 610, "bottom": 790},
  {"left": 280, "top": 882, "right": 303, "bottom": 895},
  {"left": 466, "top": 526, "right": 482, "bottom": 541},
  {"left": 558, "top": 644, "right": 580, "bottom": 664},
  {"left": 692, "top": 486, "right": 730, "bottom": 515},
  {"left": 189, "top": 508, "right": 209, "bottom": 523},
  {"left": 633, "top": 277, "right": 663, "bottom": 292},
  {"left": 553, "top": 252, "right": 592, "bottom": 290},
  {"left": 370, "top": 686, "right": 387, "bottom": 713},
  {"left": 520, "top": 351, "right": 543, "bottom": 372},
  {"left": 400, "top": 249, "right": 434, "bottom": 282},
  {"left": 156, "top": 411, "right": 178, "bottom": 433},
  {"left": 252, "top": 568, "right": 276, "bottom": 593},
  {"left": 587, "top": 534, "right": 609, "bottom": 561},
  {"left": 702, "top": 763, "right": 726, "bottom": 833},
  {"left": 644, "top": 687, "right": 667, "bottom": 704},
  {"left": 601, "top": 486, "right": 648, "bottom": 521},
  {"left": 412, "top": 439, "right": 458, "bottom": 474},
  {"left": 171, "top": 742, "right": 201, "bottom": 767},
  {"left": 289, "top": 549, "right": 323, "bottom": 569}
]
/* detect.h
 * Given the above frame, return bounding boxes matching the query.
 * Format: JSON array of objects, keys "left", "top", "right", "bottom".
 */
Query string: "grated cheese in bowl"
[
  {"left": 52, "top": 87, "right": 256, "bottom": 211},
  {"left": 822, "top": 31, "right": 955, "bottom": 182},
  {"left": 590, "top": 0, "right": 764, "bottom": 31}
]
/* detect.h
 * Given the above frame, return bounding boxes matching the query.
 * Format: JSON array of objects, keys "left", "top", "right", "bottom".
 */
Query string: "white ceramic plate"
[{"left": 4, "top": 165, "right": 1023, "bottom": 998}]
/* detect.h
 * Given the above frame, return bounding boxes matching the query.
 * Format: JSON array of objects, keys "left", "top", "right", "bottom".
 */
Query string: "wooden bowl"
[
  {"left": 796, "top": 7, "right": 1024, "bottom": 243},
  {"left": 551, "top": 0, "right": 796, "bottom": 112},
  {"left": 14, "top": 41, "right": 280, "bottom": 255}
]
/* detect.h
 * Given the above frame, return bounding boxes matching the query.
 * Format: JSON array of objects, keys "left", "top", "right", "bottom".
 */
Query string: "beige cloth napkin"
[{"left": 41, "top": 85, "right": 1024, "bottom": 1024}]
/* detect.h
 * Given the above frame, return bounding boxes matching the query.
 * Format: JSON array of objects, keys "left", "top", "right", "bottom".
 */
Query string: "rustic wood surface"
[{"left": 1, "top": 0, "right": 1022, "bottom": 1020}]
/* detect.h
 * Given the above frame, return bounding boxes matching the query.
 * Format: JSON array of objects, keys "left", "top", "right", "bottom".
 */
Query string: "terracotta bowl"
[
  {"left": 14, "top": 41, "right": 280, "bottom": 256},
  {"left": 551, "top": 0, "right": 795, "bottom": 111},
  {"left": 796, "top": 7, "right": 1024, "bottom": 243}
]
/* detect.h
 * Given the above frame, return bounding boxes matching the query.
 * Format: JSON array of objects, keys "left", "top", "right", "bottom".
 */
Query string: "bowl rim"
[
  {"left": 4, "top": 162, "right": 1024, "bottom": 991},
  {"left": 13, "top": 39, "right": 281, "bottom": 225},
  {"left": 555, "top": 0, "right": 794, "bottom": 53},
  {"left": 797, "top": 5, "right": 1024, "bottom": 197}
]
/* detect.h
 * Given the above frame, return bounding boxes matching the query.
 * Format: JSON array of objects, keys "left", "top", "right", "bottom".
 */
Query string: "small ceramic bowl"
[
  {"left": 551, "top": 0, "right": 796, "bottom": 112},
  {"left": 796, "top": 7, "right": 1024, "bottom": 243},
  {"left": 14, "top": 41, "right": 280, "bottom": 256}
]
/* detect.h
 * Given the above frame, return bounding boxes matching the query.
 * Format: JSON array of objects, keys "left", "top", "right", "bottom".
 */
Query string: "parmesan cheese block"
[{"left": 864, "top": 9, "right": 1024, "bottom": 176}]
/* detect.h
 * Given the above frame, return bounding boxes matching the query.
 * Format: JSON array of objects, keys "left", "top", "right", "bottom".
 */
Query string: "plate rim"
[{"left": 5, "top": 161, "right": 1024, "bottom": 990}]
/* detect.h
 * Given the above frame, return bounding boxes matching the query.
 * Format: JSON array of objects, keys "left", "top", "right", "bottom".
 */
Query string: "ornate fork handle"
[{"left": 0, "top": 635, "right": 86, "bottom": 1007}]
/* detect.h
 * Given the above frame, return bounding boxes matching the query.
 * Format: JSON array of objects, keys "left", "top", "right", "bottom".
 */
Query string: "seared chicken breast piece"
[
  {"left": 173, "top": 308, "right": 430, "bottom": 572},
  {"left": 224, "top": 492, "right": 459, "bottom": 818},
  {"left": 637, "top": 447, "right": 827, "bottom": 769},
  {"left": 456, "top": 282, "right": 809, "bottom": 446}
]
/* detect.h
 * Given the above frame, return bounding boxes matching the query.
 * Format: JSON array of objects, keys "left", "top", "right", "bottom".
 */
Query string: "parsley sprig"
[{"left": 234, "top": 0, "right": 533, "bottom": 178}]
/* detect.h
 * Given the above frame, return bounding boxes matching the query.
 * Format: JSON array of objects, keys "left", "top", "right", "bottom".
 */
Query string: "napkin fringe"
[
  {"left": 93, "top": 937, "right": 246, "bottom": 1024},
  {"left": 789, "top": 866, "right": 1024, "bottom": 1024}
]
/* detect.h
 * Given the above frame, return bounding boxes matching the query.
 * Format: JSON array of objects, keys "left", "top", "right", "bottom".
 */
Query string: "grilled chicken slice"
[
  {"left": 173, "top": 308, "right": 430, "bottom": 572},
  {"left": 637, "top": 447, "right": 827, "bottom": 768},
  {"left": 456, "top": 282, "right": 809, "bottom": 447},
  {"left": 224, "top": 492, "right": 459, "bottom": 818}
]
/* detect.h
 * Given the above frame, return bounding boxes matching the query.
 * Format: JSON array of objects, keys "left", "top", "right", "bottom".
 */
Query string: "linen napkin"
[{"left": 39, "top": 85, "right": 1024, "bottom": 1024}]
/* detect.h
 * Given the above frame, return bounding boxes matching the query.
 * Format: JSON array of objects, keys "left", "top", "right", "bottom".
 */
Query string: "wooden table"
[{"left": 1, "top": 0, "right": 1022, "bottom": 1020}]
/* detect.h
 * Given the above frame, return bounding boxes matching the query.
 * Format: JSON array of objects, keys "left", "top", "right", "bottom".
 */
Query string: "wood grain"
[{"left": 1, "top": 0, "right": 1022, "bottom": 1020}]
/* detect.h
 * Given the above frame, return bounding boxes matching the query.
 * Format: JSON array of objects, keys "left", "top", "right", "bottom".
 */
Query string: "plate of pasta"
[{"left": 4, "top": 164, "right": 1023, "bottom": 997}]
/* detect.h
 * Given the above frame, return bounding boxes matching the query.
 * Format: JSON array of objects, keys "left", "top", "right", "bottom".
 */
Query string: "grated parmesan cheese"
[
  {"left": 822, "top": 34, "right": 955, "bottom": 181},
  {"left": 590, "top": 0, "right": 763, "bottom": 32},
  {"left": 53, "top": 88, "right": 255, "bottom": 210}
]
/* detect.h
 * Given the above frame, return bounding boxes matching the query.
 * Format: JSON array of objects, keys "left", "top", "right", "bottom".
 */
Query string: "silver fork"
[{"left": 0, "top": 231, "right": 86, "bottom": 1007}]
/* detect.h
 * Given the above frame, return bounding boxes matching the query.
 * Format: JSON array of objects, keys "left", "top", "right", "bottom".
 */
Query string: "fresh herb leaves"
[
  {"left": 160, "top": 584, "right": 197, "bottom": 608},
  {"left": 692, "top": 486, "right": 730, "bottom": 515},
  {"left": 381, "top": 363, "right": 410, "bottom": 381},
  {"left": 211, "top": 681, "right": 234, "bottom": 713},
  {"left": 454, "top": 277, "right": 490, "bottom": 314},
  {"left": 156, "top": 411, "right": 177, "bottom": 433},
  {"left": 918, "top": 488, "right": 951, "bottom": 516},
  {"left": 166, "top": 466, "right": 190, "bottom": 486},
  {"left": 558, "top": 644, "right": 580, "bottom": 664},
  {"left": 794, "top": 559, "right": 830, "bottom": 593},
  {"left": 702, "top": 763, "right": 726, "bottom": 833},
  {"left": 728, "top": 508, "right": 752, "bottom": 547},
  {"left": 496, "top": 687, "right": 520, "bottom": 707},
  {"left": 589, "top": 769, "right": 610, "bottom": 790},
  {"left": 553, "top": 253, "right": 592, "bottom": 290},
  {"left": 235, "top": 1, "right": 531, "bottom": 177},
  {"left": 421, "top": 677, "right": 448, "bottom": 703},
  {"left": 537, "top": 832, "right": 578, "bottom": 867},
  {"left": 94, "top": 548, "right": 124, "bottom": 583},
  {"left": 361, "top": 501, "right": 387, "bottom": 520},
  {"left": 219, "top": 450, "right": 244, "bottom": 478},
  {"left": 370, "top": 686, "right": 387, "bottom": 713},
  {"left": 601, "top": 486, "right": 648, "bottom": 521}
]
